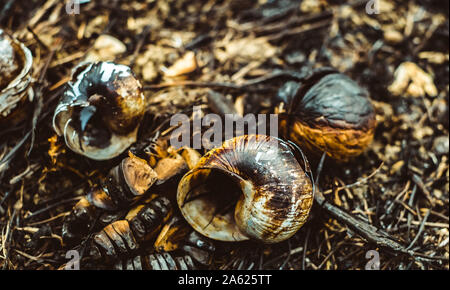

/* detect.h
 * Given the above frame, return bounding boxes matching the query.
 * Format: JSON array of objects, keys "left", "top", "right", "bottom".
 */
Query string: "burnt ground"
[{"left": 0, "top": 0, "right": 448, "bottom": 270}]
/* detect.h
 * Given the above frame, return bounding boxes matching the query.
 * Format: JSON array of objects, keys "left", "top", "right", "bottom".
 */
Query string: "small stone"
[
  {"left": 384, "top": 30, "right": 403, "bottom": 44},
  {"left": 433, "top": 135, "right": 449, "bottom": 155},
  {"left": 433, "top": 189, "right": 442, "bottom": 199}
]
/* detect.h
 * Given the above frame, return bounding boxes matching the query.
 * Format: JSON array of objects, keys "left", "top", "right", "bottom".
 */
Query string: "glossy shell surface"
[{"left": 177, "top": 135, "right": 314, "bottom": 244}]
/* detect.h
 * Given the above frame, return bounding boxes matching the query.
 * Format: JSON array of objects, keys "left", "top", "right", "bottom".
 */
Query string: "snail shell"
[
  {"left": 280, "top": 72, "right": 377, "bottom": 162},
  {"left": 177, "top": 135, "right": 314, "bottom": 244},
  {"left": 0, "top": 29, "right": 33, "bottom": 126},
  {"left": 53, "top": 61, "right": 145, "bottom": 160}
]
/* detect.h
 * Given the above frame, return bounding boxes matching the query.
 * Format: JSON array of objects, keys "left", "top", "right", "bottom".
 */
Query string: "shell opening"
[
  {"left": 74, "top": 104, "right": 112, "bottom": 149},
  {"left": 177, "top": 167, "right": 250, "bottom": 242}
]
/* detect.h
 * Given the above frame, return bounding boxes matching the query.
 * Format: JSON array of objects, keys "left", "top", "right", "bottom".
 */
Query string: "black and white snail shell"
[{"left": 53, "top": 62, "right": 146, "bottom": 160}]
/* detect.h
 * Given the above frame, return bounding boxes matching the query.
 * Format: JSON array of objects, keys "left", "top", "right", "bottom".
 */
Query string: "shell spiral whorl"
[{"left": 53, "top": 61, "right": 145, "bottom": 160}]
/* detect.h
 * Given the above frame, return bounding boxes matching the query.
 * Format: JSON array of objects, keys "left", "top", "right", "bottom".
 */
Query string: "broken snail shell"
[
  {"left": 114, "top": 253, "right": 196, "bottom": 270},
  {"left": 177, "top": 135, "right": 314, "bottom": 244},
  {"left": 88, "top": 196, "right": 173, "bottom": 262},
  {"left": 279, "top": 71, "right": 377, "bottom": 162},
  {"left": 61, "top": 152, "right": 158, "bottom": 244},
  {"left": 53, "top": 61, "right": 145, "bottom": 160},
  {"left": 0, "top": 29, "right": 33, "bottom": 127}
]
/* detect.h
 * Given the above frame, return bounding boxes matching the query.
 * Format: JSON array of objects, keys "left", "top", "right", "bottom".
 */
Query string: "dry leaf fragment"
[
  {"left": 390, "top": 160, "right": 404, "bottom": 175},
  {"left": 388, "top": 62, "right": 438, "bottom": 97},
  {"left": 215, "top": 37, "right": 277, "bottom": 64},
  {"left": 142, "top": 62, "right": 158, "bottom": 82},
  {"left": 300, "top": 0, "right": 327, "bottom": 13},
  {"left": 418, "top": 51, "right": 449, "bottom": 64},
  {"left": 85, "top": 35, "right": 127, "bottom": 62},
  {"left": 384, "top": 30, "right": 403, "bottom": 44},
  {"left": 412, "top": 126, "right": 434, "bottom": 140},
  {"left": 163, "top": 51, "right": 197, "bottom": 78}
]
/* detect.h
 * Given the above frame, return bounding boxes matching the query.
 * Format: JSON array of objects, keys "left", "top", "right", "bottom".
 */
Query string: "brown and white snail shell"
[
  {"left": 177, "top": 135, "right": 314, "bottom": 244},
  {"left": 279, "top": 71, "right": 377, "bottom": 162},
  {"left": 53, "top": 61, "right": 145, "bottom": 160},
  {"left": 0, "top": 29, "right": 33, "bottom": 127}
]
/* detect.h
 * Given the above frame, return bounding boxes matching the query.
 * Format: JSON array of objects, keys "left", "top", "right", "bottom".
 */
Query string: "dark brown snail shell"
[
  {"left": 177, "top": 134, "right": 314, "bottom": 244},
  {"left": 279, "top": 72, "right": 377, "bottom": 162},
  {"left": 53, "top": 61, "right": 145, "bottom": 160},
  {"left": 0, "top": 29, "right": 33, "bottom": 127}
]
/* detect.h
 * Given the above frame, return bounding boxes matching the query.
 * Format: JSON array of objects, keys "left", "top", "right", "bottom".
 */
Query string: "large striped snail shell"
[
  {"left": 53, "top": 61, "right": 145, "bottom": 160},
  {"left": 177, "top": 135, "right": 314, "bottom": 244}
]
